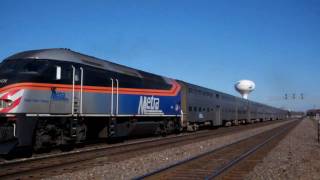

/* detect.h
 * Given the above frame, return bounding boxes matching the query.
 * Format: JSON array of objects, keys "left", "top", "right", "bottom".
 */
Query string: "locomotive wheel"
[
  {"left": 161, "top": 127, "right": 167, "bottom": 137},
  {"left": 33, "top": 122, "right": 52, "bottom": 153},
  {"left": 174, "top": 121, "right": 183, "bottom": 134},
  {"left": 160, "top": 121, "right": 168, "bottom": 137}
]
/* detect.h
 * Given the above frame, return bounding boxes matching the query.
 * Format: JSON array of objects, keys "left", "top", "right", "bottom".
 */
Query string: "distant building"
[
  {"left": 288, "top": 111, "right": 305, "bottom": 118},
  {"left": 306, "top": 109, "right": 320, "bottom": 117}
]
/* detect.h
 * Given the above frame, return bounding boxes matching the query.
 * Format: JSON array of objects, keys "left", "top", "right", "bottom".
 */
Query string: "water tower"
[{"left": 235, "top": 80, "right": 255, "bottom": 99}]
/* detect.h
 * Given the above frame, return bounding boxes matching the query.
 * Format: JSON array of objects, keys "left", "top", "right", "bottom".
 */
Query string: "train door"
[{"left": 214, "top": 105, "right": 221, "bottom": 126}]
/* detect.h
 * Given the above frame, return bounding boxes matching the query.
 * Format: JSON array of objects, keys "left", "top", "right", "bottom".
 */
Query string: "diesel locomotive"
[{"left": 0, "top": 48, "right": 288, "bottom": 156}]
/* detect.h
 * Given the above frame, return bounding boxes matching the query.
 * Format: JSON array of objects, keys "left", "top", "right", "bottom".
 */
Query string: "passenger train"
[{"left": 0, "top": 49, "right": 288, "bottom": 156}]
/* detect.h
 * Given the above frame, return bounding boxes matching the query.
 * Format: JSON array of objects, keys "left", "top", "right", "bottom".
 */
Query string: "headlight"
[{"left": 0, "top": 99, "right": 13, "bottom": 108}]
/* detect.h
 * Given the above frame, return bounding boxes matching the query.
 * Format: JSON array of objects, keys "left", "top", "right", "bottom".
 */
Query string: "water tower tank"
[{"left": 235, "top": 80, "right": 255, "bottom": 99}]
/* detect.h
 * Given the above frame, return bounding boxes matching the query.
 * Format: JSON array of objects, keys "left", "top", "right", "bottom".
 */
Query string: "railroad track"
[
  {"left": 0, "top": 119, "right": 290, "bottom": 179},
  {"left": 137, "top": 119, "right": 300, "bottom": 180}
]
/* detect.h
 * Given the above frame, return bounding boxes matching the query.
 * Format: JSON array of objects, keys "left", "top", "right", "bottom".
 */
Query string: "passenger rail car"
[
  {"left": 0, "top": 48, "right": 288, "bottom": 156},
  {"left": 179, "top": 81, "right": 287, "bottom": 130}
]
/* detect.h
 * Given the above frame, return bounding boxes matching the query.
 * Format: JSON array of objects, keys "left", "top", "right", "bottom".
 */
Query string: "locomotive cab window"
[
  {"left": 20, "top": 60, "right": 49, "bottom": 74},
  {"left": 0, "top": 59, "right": 46, "bottom": 75},
  {"left": 50, "top": 63, "right": 73, "bottom": 83}
]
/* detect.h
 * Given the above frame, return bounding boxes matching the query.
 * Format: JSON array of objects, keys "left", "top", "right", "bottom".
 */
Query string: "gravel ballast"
[
  {"left": 47, "top": 120, "right": 293, "bottom": 180},
  {"left": 246, "top": 118, "right": 320, "bottom": 180}
]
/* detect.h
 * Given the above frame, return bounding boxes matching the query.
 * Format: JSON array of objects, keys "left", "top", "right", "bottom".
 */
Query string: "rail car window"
[
  {"left": 194, "top": 107, "right": 197, "bottom": 112},
  {"left": 189, "top": 106, "right": 192, "bottom": 112}
]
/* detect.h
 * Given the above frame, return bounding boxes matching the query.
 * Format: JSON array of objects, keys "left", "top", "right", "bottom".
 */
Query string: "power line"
[{"left": 283, "top": 93, "right": 304, "bottom": 100}]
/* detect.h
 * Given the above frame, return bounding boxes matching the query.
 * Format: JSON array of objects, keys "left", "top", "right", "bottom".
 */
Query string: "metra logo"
[
  {"left": 0, "top": 79, "right": 8, "bottom": 83},
  {"left": 51, "top": 90, "right": 68, "bottom": 101},
  {"left": 138, "top": 96, "right": 164, "bottom": 115}
]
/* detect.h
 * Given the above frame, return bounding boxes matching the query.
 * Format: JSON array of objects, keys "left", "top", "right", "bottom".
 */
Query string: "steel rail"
[{"left": 135, "top": 120, "right": 299, "bottom": 180}]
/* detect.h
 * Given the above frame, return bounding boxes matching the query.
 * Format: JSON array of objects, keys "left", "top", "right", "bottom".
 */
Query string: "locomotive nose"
[{"left": 0, "top": 89, "right": 23, "bottom": 114}]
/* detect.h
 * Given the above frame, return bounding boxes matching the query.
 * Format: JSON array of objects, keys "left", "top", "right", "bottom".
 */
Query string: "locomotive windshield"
[
  {"left": 0, "top": 58, "right": 54, "bottom": 87},
  {"left": 0, "top": 59, "right": 49, "bottom": 75}
]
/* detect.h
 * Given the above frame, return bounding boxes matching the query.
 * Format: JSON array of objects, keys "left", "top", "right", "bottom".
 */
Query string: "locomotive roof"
[{"left": 5, "top": 48, "right": 144, "bottom": 78}]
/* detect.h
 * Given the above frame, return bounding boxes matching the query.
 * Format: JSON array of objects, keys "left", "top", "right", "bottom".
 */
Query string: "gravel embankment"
[
  {"left": 47, "top": 120, "right": 293, "bottom": 180},
  {"left": 246, "top": 118, "right": 320, "bottom": 180}
]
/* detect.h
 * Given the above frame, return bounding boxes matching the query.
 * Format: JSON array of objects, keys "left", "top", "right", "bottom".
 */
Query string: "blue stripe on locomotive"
[{"left": 118, "top": 93, "right": 181, "bottom": 116}]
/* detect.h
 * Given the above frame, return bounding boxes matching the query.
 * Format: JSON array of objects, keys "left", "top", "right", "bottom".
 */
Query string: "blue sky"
[{"left": 1, "top": 0, "right": 319, "bottom": 111}]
